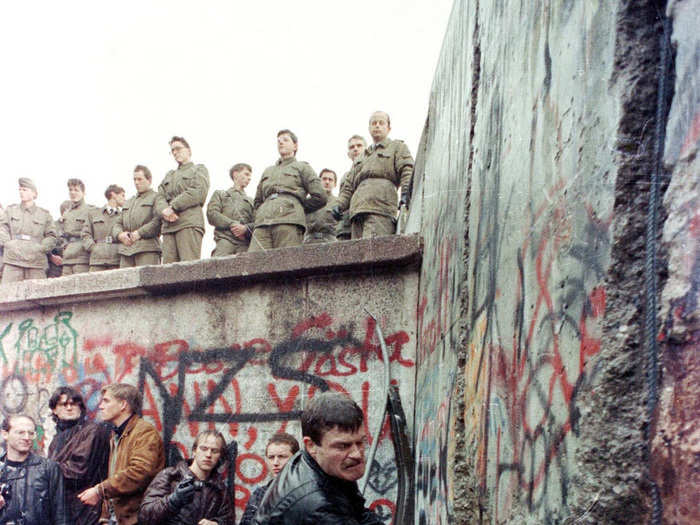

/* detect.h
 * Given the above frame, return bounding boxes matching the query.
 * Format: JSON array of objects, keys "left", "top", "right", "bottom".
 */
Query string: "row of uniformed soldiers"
[{"left": 0, "top": 110, "right": 413, "bottom": 284}]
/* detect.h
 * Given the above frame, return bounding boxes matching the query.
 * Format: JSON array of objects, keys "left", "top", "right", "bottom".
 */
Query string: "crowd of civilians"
[
  {"left": 0, "top": 387, "right": 381, "bottom": 524},
  {"left": 0, "top": 110, "right": 414, "bottom": 285}
]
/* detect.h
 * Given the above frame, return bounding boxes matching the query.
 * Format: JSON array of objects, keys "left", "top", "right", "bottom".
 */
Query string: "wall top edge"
[{"left": 0, "top": 235, "right": 424, "bottom": 312}]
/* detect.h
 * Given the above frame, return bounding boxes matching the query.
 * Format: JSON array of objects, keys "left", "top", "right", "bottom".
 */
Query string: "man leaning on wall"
[{"left": 78, "top": 383, "right": 165, "bottom": 525}]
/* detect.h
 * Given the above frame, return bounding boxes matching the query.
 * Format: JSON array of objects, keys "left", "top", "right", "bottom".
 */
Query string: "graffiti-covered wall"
[
  {"left": 409, "top": 0, "right": 672, "bottom": 523},
  {"left": 0, "top": 239, "right": 420, "bottom": 522},
  {"left": 651, "top": 1, "right": 700, "bottom": 524}
]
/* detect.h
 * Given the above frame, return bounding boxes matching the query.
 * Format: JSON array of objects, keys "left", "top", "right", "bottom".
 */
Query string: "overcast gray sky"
[{"left": 1, "top": 0, "right": 453, "bottom": 253}]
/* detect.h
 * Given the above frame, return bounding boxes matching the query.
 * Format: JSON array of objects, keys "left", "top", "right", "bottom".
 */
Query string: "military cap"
[{"left": 18, "top": 177, "right": 38, "bottom": 194}]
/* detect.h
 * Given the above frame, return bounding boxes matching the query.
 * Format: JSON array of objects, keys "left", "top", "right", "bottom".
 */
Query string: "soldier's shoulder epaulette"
[
  {"left": 6, "top": 203, "right": 21, "bottom": 210},
  {"left": 298, "top": 160, "right": 312, "bottom": 167},
  {"left": 36, "top": 205, "right": 51, "bottom": 214}
]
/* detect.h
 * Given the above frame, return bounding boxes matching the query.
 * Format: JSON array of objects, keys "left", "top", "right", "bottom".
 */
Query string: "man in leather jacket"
[
  {"left": 0, "top": 414, "right": 68, "bottom": 525},
  {"left": 138, "top": 430, "right": 234, "bottom": 525},
  {"left": 239, "top": 432, "right": 299, "bottom": 525},
  {"left": 48, "top": 387, "right": 111, "bottom": 525},
  {"left": 252, "top": 393, "right": 382, "bottom": 525}
]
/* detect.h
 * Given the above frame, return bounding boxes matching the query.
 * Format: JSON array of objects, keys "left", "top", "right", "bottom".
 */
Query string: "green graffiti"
[
  {"left": 1, "top": 311, "right": 78, "bottom": 374},
  {"left": 0, "top": 322, "right": 12, "bottom": 364}
]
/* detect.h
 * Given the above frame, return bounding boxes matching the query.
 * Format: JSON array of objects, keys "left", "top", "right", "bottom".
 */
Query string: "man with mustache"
[{"left": 252, "top": 393, "right": 382, "bottom": 524}]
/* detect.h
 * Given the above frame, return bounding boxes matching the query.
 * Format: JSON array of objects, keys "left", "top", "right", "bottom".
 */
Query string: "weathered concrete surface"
[
  {"left": 407, "top": 0, "right": 674, "bottom": 523},
  {"left": 0, "top": 237, "right": 420, "bottom": 522},
  {"left": 651, "top": 1, "right": 700, "bottom": 523}
]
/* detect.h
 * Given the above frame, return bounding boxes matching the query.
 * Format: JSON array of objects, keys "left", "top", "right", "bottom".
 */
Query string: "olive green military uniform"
[
  {"left": 304, "top": 193, "right": 338, "bottom": 244},
  {"left": 336, "top": 138, "right": 414, "bottom": 239},
  {"left": 155, "top": 162, "right": 209, "bottom": 263},
  {"left": 249, "top": 157, "right": 326, "bottom": 252},
  {"left": 113, "top": 189, "right": 162, "bottom": 267},
  {"left": 0, "top": 203, "right": 57, "bottom": 283},
  {"left": 335, "top": 171, "right": 353, "bottom": 240},
  {"left": 206, "top": 187, "right": 254, "bottom": 256},
  {"left": 60, "top": 200, "right": 93, "bottom": 274},
  {"left": 82, "top": 206, "right": 122, "bottom": 271}
]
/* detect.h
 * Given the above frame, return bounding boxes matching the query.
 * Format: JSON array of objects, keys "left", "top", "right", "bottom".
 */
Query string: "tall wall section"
[
  {"left": 408, "top": 0, "right": 677, "bottom": 523},
  {"left": 0, "top": 239, "right": 421, "bottom": 523}
]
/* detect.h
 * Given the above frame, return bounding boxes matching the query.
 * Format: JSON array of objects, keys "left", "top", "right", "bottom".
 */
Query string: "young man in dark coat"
[
  {"left": 239, "top": 432, "right": 299, "bottom": 525},
  {"left": 48, "top": 386, "right": 111, "bottom": 525},
  {"left": 138, "top": 430, "right": 234, "bottom": 525},
  {"left": 253, "top": 392, "right": 382, "bottom": 525}
]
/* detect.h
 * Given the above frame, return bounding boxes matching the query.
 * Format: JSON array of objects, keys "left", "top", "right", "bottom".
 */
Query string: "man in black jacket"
[
  {"left": 0, "top": 414, "right": 68, "bottom": 525},
  {"left": 48, "top": 386, "right": 111, "bottom": 525},
  {"left": 253, "top": 392, "right": 383, "bottom": 525},
  {"left": 138, "top": 430, "right": 234, "bottom": 525}
]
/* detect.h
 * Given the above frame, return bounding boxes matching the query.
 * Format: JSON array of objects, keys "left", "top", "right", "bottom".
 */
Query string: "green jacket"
[
  {"left": 113, "top": 189, "right": 162, "bottom": 256},
  {"left": 253, "top": 157, "right": 326, "bottom": 230},
  {"left": 335, "top": 171, "right": 353, "bottom": 238},
  {"left": 206, "top": 187, "right": 254, "bottom": 248},
  {"left": 82, "top": 206, "right": 121, "bottom": 266},
  {"left": 0, "top": 203, "right": 57, "bottom": 269},
  {"left": 305, "top": 193, "right": 338, "bottom": 238},
  {"left": 60, "top": 200, "right": 94, "bottom": 264},
  {"left": 155, "top": 162, "right": 210, "bottom": 234},
  {"left": 336, "top": 138, "right": 414, "bottom": 219}
]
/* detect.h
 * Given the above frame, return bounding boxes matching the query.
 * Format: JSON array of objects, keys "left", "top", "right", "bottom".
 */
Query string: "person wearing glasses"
[
  {"left": 0, "top": 414, "right": 68, "bottom": 525},
  {"left": 155, "top": 136, "right": 210, "bottom": 263},
  {"left": 47, "top": 387, "right": 111, "bottom": 525}
]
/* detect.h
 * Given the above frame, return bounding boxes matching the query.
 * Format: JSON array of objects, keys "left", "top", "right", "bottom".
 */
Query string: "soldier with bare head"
[
  {"left": 207, "top": 162, "right": 255, "bottom": 256},
  {"left": 336, "top": 135, "right": 367, "bottom": 240},
  {"left": 53, "top": 178, "right": 94, "bottom": 275},
  {"left": 114, "top": 165, "right": 163, "bottom": 267},
  {"left": 334, "top": 111, "right": 414, "bottom": 239},
  {"left": 83, "top": 184, "right": 126, "bottom": 272}
]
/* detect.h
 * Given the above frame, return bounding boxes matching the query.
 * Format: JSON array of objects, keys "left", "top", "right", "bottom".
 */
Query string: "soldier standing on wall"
[
  {"left": 48, "top": 387, "right": 111, "bottom": 525},
  {"left": 156, "top": 136, "right": 210, "bottom": 263},
  {"left": 333, "top": 111, "right": 414, "bottom": 239},
  {"left": 207, "top": 163, "right": 255, "bottom": 256},
  {"left": 0, "top": 178, "right": 57, "bottom": 284},
  {"left": 248, "top": 129, "right": 327, "bottom": 251},
  {"left": 303, "top": 169, "right": 339, "bottom": 244},
  {"left": 336, "top": 135, "right": 367, "bottom": 241},
  {"left": 114, "top": 165, "right": 162, "bottom": 268},
  {"left": 52, "top": 179, "right": 94, "bottom": 275},
  {"left": 83, "top": 185, "right": 126, "bottom": 272}
]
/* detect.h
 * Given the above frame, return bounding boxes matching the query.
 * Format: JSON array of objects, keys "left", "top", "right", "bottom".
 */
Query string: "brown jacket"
[
  {"left": 138, "top": 460, "right": 234, "bottom": 525},
  {"left": 99, "top": 416, "right": 165, "bottom": 525},
  {"left": 48, "top": 418, "right": 111, "bottom": 525}
]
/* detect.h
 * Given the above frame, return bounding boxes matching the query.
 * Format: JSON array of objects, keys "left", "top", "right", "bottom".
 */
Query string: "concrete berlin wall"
[
  {"left": 0, "top": 237, "right": 421, "bottom": 522},
  {"left": 405, "top": 0, "right": 694, "bottom": 523}
]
